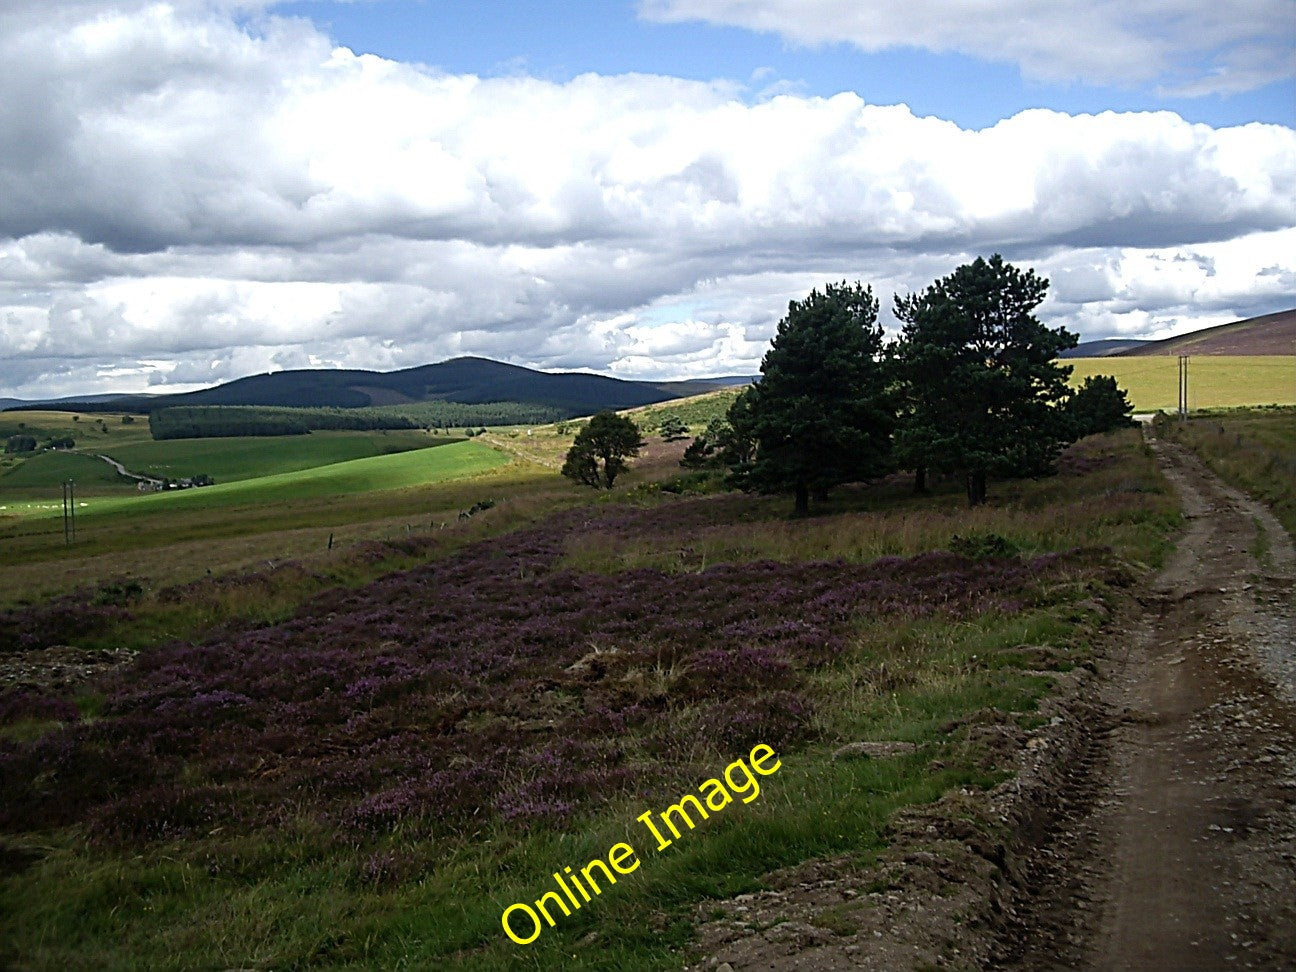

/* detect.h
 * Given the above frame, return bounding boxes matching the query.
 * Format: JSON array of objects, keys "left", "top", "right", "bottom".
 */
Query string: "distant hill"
[
  {"left": 3, "top": 357, "right": 706, "bottom": 418},
  {"left": 1060, "top": 340, "right": 1151, "bottom": 358},
  {"left": 1117, "top": 308, "right": 1296, "bottom": 357},
  {"left": 653, "top": 375, "right": 758, "bottom": 396},
  {"left": 0, "top": 393, "right": 148, "bottom": 411}
]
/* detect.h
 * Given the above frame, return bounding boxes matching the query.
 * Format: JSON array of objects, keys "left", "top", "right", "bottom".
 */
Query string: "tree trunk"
[
  {"left": 966, "top": 470, "right": 987, "bottom": 507},
  {"left": 913, "top": 465, "right": 927, "bottom": 494},
  {"left": 794, "top": 482, "right": 810, "bottom": 515}
]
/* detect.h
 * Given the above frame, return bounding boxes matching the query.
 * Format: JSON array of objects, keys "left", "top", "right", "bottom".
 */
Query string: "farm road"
[
  {"left": 90, "top": 451, "right": 162, "bottom": 486},
  {"left": 687, "top": 429, "right": 1296, "bottom": 971},
  {"left": 1003, "top": 430, "right": 1296, "bottom": 969}
]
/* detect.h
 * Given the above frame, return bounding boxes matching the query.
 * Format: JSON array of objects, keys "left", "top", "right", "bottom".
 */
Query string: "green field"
[
  {"left": 103, "top": 430, "right": 447, "bottom": 484},
  {"left": 0, "top": 451, "right": 134, "bottom": 495},
  {"left": 1067, "top": 356, "right": 1294, "bottom": 411},
  {"left": 3, "top": 439, "right": 510, "bottom": 521}
]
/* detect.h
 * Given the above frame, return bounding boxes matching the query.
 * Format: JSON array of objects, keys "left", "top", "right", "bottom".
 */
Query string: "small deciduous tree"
[
  {"left": 561, "top": 411, "right": 646, "bottom": 489},
  {"left": 1067, "top": 374, "right": 1136, "bottom": 436}
]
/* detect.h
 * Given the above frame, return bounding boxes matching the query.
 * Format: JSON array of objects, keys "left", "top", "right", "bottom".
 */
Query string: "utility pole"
[
  {"left": 1177, "top": 355, "right": 1189, "bottom": 420},
  {"left": 62, "top": 479, "right": 76, "bottom": 544}
]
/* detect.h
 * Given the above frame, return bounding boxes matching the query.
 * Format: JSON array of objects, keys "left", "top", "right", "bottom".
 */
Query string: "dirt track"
[
  {"left": 999, "top": 432, "right": 1296, "bottom": 970},
  {"left": 690, "top": 430, "right": 1296, "bottom": 971}
]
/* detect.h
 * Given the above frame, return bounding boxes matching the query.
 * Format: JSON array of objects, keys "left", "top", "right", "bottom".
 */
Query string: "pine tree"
[
  {"left": 1067, "top": 374, "right": 1136, "bottom": 436},
  {"left": 893, "top": 255, "right": 1077, "bottom": 506},
  {"left": 657, "top": 414, "right": 690, "bottom": 441},
  {"left": 737, "top": 282, "right": 894, "bottom": 514}
]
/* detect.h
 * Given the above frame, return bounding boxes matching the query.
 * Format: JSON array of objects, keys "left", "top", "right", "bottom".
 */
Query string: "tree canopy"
[
  {"left": 892, "top": 254, "right": 1078, "bottom": 505},
  {"left": 1067, "top": 374, "right": 1136, "bottom": 437},
  {"left": 561, "top": 411, "right": 646, "bottom": 489},
  {"left": 657, "top": 414, "right": 691, "bottom": 442},
  {"left": 737, "top": 281, "right": 893, "bottom": 514}
]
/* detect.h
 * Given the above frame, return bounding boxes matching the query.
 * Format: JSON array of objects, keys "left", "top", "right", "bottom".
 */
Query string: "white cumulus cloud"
[
  {"left": 639, "top": 0, "right": 1296, "bottom": 94},
  {"left": 0, "top": 1, "right": 1292, "bottom": 399}
]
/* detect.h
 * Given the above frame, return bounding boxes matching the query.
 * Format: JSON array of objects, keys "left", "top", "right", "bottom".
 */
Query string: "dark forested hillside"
[{"left": 6, "top": 357, "right": 685, "bottom": 418}]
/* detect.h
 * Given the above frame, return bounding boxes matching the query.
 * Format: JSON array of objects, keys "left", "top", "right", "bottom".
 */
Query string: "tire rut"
[{"left": 995, "top": 428, "right": 1296, "bottom": 971}]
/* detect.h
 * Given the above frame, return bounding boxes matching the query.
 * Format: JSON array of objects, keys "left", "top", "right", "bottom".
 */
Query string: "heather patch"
[
  {"left": 0, "top": 689, "right": 80, "bottom": 725},
  {"left": 0, "top": 504, "right": 1082, "bottom": 845},
  {"left": 0, "top": 592, "right": 132, "bottom": 652},
  {"left": 0, "top": 430, "right": 1172, "bottom": 970}
]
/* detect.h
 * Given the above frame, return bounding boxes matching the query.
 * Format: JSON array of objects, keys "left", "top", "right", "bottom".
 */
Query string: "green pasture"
[
  {"left": 4, "top": 440, "right": 510, "bottom": 521},
  {"left": 0, "top": 410, "right": 153, "bottom": 445},
  {"left": 104, "top": 430, "right": 446, "bottom": 484},
  {"left": 0, "top": 451, "right": 133, "bottom": 496},
  {"left": 1067, "top": 355, "right": 1294, "bottom": 411}
]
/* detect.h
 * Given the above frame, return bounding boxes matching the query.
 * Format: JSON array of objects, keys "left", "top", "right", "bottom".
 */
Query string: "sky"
[{"left": 0, "top": 0, "right": 1293, "bottom": 398}]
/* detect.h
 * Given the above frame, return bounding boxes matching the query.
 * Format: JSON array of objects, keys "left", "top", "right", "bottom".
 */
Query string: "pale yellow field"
[{"left": 1066, "top": 356, "right": 1295, "bottom": 411}]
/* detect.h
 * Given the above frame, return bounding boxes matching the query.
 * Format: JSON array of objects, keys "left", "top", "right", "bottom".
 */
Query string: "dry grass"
[{"left": 564, "top": 429, "right": 1176, "bottom": 575}]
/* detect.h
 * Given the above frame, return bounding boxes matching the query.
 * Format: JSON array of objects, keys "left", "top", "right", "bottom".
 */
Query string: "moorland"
[{"left": 1, "top": 302, "right": 1293, "bottom": 968}]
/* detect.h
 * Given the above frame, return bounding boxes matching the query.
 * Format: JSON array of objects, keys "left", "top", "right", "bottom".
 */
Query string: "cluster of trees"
[
  {"left": 4, "top": 435, "right": 37, "bottom": 454},
  {"left": 150, "top": 408, "right": 317, "bottom": 439},
  {"left": 711, "top": 255, "right": 1132, "bottom": 510},
  {"left": 148, "top": 405, "right": 431, "bottom": 440},
  {"left": 562, "top": 256, "right": 1134, "bottom": 509},
  {"left": 149, "top": 402, "right": 564, "bottom": 440},
  {"left": 4, "top": 434, "right": 75, "bottom": 454},
  {"left": 393, "top": 401, "right": 565, "bottom": 429}
]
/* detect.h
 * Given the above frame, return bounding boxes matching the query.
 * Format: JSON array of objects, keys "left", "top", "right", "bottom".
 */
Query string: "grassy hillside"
[
  {"left": 0, "top": 410, "right": 152, "bottom": 444},
  {"left": 1117, "top": 308, "right": 1295, "bottom": 357},
  {"left": 1067, "top": 356, "right": 1294, "bottom": 411},
  {"left": 106, "top": 430, "right": 446, "bottom": 484},
  {"left": 0, "top": 451, "right": 134, "bottom": 497},
  {"left": 5, "top": 439, "right": 509, "bottom": 522},
  {"left": 626, "top": 387, "right": 745, "bottom": 433}
]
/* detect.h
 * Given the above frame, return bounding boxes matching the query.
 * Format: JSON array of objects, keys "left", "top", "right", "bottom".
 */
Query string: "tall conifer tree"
[
  {"left": 738, "top": 281, "right": 893, "bottom": 514},
  {"left": 893, "top": 255, "right": 1077, "bottom": 506}
]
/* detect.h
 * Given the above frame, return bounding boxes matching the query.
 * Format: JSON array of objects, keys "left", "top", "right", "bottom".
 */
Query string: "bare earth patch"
[{"left": 0, "top": 644, "right": 136, "bottom": 695}]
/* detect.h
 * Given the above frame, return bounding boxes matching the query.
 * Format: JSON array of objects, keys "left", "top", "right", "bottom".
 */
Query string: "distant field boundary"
[{"left": 1066, "top": 356, "right": 1294, "bottom": 411}]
